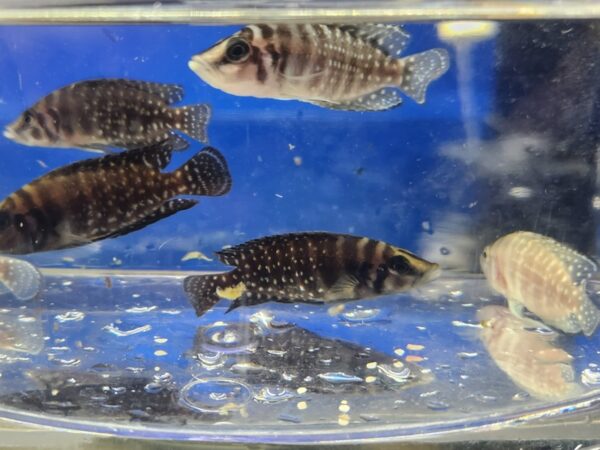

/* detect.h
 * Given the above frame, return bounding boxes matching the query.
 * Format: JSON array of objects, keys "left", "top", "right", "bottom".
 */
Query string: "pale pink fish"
[
  {"left": 189, "top": 24, "right": 449, "bottom": 112},
  {"left": 477, "top": 305, "right": 580, "bottom": 401},
  {"left": 480, "top": 231, "right": 600, "bottom": 336}
]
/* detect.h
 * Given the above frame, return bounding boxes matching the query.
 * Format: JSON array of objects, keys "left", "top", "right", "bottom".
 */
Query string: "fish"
[
  {"left": 188, "top": 24, "right": 450, "bottom": 111},
  {"left": 480, "top": 231, "right": 600, "bottom": 336},
  {"left": 4, "top": 79, "right": 211, "bottom": 153},
  {"left": 0, "top": 140, "right": 231, "bottom": 254},
  {"left": 477, "top": 305, "right": 581, "bottom": 401},
  {"left": 184, "top": 232, "right": 440, "bottom": 316}
]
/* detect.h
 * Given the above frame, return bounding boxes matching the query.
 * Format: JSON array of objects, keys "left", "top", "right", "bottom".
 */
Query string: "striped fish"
[
  {"left": 481, "top": 231, "right": 600, "bottom": 336},
  {"left": 188, "top": 24, "right": 450, "bottom": 112},
  {"left": 4, "top": 79, "right": 211, "bottom": 153},
  {"left": 184, "top": 232, "right": 440, "bottom": 316},
  {"left": 0, "top": 140, "right": 231, "bottom": 254},
  {"left": 478, "top": 305, "right": 580, "bottom": 401}
]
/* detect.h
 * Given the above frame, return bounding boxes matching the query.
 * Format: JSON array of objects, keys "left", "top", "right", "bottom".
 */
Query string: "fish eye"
[
  {"left": 23, "top": 111, "right": 33, "bottom": 125},
  {"left": 482, "top": 250, "right": 488, "bottom": 259},
  {"left": 388, "top": 255, "right": 413, "bottom": 273},
  {"left": 225, "top": 38, "right": 251, "bottom": 63}
]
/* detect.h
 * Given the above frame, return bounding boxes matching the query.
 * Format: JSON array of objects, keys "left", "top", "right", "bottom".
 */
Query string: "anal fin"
[
  {"left": 308, "top": 88, "right": 403, "bottom": 112},
  {"left": 105, "top": 199, "right": 197, "bottom": 240}
]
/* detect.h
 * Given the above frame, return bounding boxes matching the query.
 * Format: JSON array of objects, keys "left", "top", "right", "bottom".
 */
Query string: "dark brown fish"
[
  {"left": 0, "top": 140, "right": 231, "bottom": 254},
  {"left": 189, "top": 24, "right": 450, "bottom": 111},
  {"left": 184, "top": 232, "right": 440, "bottom": 316},
  {"left": 4, "top": 79, "right": 211, "bottom": 152}
]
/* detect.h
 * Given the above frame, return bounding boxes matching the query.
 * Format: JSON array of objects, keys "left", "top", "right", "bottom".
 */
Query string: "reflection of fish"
[
  {"left": 0, "top": 257, "right": 42, "bottom": 300},
  {"left": 184, "top": 232, "right": 439, "bottom": 315},
  {"left": 189, "top": 24, "right": 449, "bottom": 111},
  {"left": 481, "top": 231, "right": 600, "bottom": 336},
  {"left": 478, "top": 305, "right": 581, "bottom": 401},
  {"left": 4, "top": 79, "right": 210, "bottom": 152},
  {"left": 0, "top": 141, "right": 231, "bottom": 254},
  {"left": 191, "top": 317, "right": 433, "bottom": 394}
]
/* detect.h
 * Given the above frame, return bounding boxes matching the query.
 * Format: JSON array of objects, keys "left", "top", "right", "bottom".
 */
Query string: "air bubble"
[{"left": 179, "top": 378, "right": 251, "bottom": 414}]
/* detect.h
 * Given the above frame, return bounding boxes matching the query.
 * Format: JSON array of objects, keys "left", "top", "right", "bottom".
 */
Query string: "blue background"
[{"left": 0, "top": 24, "right": 494, "bottom": 270}]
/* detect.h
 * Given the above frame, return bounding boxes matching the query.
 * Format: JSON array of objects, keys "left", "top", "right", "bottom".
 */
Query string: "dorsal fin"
[
  {"left": 528, "top": 232, "right": 598, "bottom": 285},
  {"left": 338, "top": 24, "right": 411, "bottom": 57}
]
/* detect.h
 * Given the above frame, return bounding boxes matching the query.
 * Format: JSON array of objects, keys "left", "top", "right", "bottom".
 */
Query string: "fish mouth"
[
  {"left": 188, "top": 56, "right": 209, "bottom": 75},
  {"left": 3, "top": 127, "right": 15, "bottom": 140},
  {"left": 422, "top": 264, "right": 441, "bottom": 284}
]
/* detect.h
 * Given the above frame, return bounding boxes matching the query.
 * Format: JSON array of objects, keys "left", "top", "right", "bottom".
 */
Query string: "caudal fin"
[
  {"left": 174, "top": 147, "right": 232, "bottom": 197},
  {"left": 183, "top": 274, "right": 223, "bottom": 316},
  {"left": 172, "top": 104, "right": 211, "bottom": 143},
  {"left": 399, "top": 48, "right": 450, "bottom": 104}
]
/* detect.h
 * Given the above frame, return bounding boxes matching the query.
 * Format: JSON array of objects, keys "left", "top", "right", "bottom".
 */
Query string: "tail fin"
[
  {"left": 183, "top": 274, "right": 223, "bottom": 316},
  {"left": 172, "top": 104, "right": 211, "bottom": 143},
  {"left": 0, "top": 257, "right": 42, "bottom": 301},
  {"left": 399, "top": 48, "right": 450, "bottom": 104},
  {"left": 174, "top": 147, "right": 232, "bottom": 196}
]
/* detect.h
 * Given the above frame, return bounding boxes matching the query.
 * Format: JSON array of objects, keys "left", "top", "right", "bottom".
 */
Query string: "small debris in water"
[
  {"left": 338, "top": 401, "right": 350, "bottom": 413},
  {"left": 103, "top": 323, "right": 152, "bottom": 337},
  {"left": 394, "top": 348, "right": 405, "bottom": 356},
  {"left": 317, "top": 372, "right": 363, "bottom": 384},
  {"left": 407, "top": 344, "right": 424, "bottom": 351},
  {"left": 457, "top": 352, "right": 478, "bottom": 359},
  {"left": 55, "top": 311, "right": 85, "bottom": 324},
  {"left": 181, "top": 251, "right": 213, "bottom": 262},
  {"left": 296, "top": 401, "right": 308, "bottom": 410},
  {"left": 328, "top": 304, "right": 345, "bottom": 316},
  {"left": 365, "top": 376, "right": 377, "bottom": 383},
  {"left": 452, "top": 320, "right": 481, "bottom": 328},
  {"left": 61, "top": 257, "right": 75, "bottom": 263},
  {"left": 296, "top": 387, "right": 307, "bottom": 395},
  {"left": 406, "top": 355, "right": 424, "bottom": 363},
  {"left": 366, "top": 361, "right": 378, "bottom": 369},
  {"left": 338, "top": 414, "right": 350, "bottom": 426},
  {"left": 581, "top": 368, "right": 600, "bottom": 386},
  {"left": 154, "top": 350, "right": 167, "bottom": 357},
  {"left": 154, "top": 337, "right": 168, "bottom": 344},
  {"left": 275, "top": 193, "right": 283, "bottom": 198},
  {"left": 293, "top": 156, "right": 303, "bottom": 166},
  {"left": 125, "top": 306, "right": 157, "bottom": 313},
  {"left": 104, "top": 277, "right": 112, "bottom": 288}
]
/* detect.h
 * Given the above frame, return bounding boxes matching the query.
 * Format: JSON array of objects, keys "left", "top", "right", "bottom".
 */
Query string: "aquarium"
[{"left": 0, "top": 1, "right": 600, "bottom": 446}]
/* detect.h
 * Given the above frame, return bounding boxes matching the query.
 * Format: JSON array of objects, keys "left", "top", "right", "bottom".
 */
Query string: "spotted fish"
[
  {"left": 481, "top": 231, "right": 600, "bottom": 336},
  {"left": 189, "top": 24, "right": 450, "bottom": 111},
  {"left": 4, "top": 79, "right": 211, "bottom": 152},
  {"left": 478, "top": 305, "right": 581, "bottom": 401},
  {"left": 0, "top": 140, "right": 231, "bottom": 254},
  {"left": 184, "top": 232, "right": 440, "bottom": 316}
]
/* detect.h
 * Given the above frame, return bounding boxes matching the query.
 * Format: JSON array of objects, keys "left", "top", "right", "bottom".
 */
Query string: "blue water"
[{"left": 0, "top": 24, "right": 485, "bottom": 269}]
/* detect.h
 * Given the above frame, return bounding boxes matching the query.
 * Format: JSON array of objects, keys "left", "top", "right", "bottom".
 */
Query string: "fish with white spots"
[
  {"left": 0, "top": 139, "right": 231, "bottom": 254},
  {"left": 481, "top": 231, "right": 600, "bottom": 336},
  {"left": 184, "top": 232, "right": 440, "bottom": 316},
  {"left": 4, "top": 79, "right": 211, "bottom": 153},
  {"left": 189, "top": 24, "right": 450, "bottom": 111}
]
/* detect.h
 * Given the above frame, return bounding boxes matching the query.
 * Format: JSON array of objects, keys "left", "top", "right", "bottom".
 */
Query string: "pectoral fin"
[{"left": 327, "top": 274, "right": 360, "bottom": 300}]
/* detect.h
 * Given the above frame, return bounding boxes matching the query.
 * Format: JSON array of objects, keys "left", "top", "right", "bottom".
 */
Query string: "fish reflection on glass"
[
  {"left": 0, "top": 140, "right": 231, "bottom": 254},
  {"left": 4, "top": 79, "right": 211, "bottom": 153},
  {"left": 191, "top": 316, "right": 433, "bottom": 394},
  {"left": 189, "top": 24, "right": 450, "bottom": 111},
  {"left": 481, "top": 231, "right": 600, "bottom": 336},
  {"left": 0, "top": 257, "right": 42, "bottom": 300},
  {"left": 184, "top": 232, "right": 440, "bottom": 316},
  {"left": 478, "top": 305, "right": 581, "bottom": 401}
]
